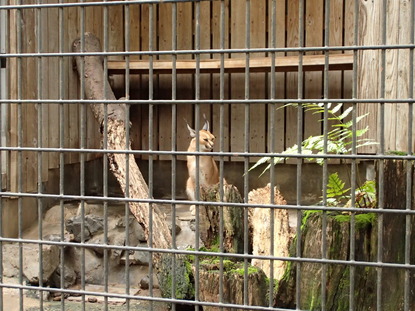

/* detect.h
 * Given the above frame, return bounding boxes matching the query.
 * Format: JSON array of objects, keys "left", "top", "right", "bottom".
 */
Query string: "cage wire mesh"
[{"left": 0, "top": 0, "right": 414, "bottom": 310}]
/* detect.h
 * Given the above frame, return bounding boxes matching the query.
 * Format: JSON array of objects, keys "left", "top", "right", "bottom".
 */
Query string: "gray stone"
[
  {"left": 87, "top": 234, "right": 106, "bottom": 257},
  {"left": 189, "top": 219, "right": 196, "bottom": 232},
  {"left": 50, "top": 262, "right": 77, "bottom": 289},
  {"left": 65, "top": 215, "right": 104, "bottom": 242},
  {"left": 22, "top": 244, "right": 60, "bottom": 284},
  {"left": 169, "top": 223, "right": 182, "bottom": 236},
  {"left": 139, "top": 276, "right": 150, "bottom": 290},
  {"left": 3, "top": 244, "right": 20, "bottom": 278},
  {"left": 69, "top": 247, "right": 104, "bottom": 285},
  {"left": 133, "top": 250, "right": 150, "bottom": 266},
  {"left": 116, "top": 216, "right": 146, "bottom": 243}
]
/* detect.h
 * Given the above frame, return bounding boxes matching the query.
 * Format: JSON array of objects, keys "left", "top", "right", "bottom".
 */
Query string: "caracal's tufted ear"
[
  {"left": 185, "top": 120, "right": 196, "bottom": 138},
  {"left": 202, "top": 114, "right": 210, "bottom": 132}
]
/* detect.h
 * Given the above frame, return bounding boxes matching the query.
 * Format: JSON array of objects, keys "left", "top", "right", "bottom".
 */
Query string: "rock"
[
  {"left": 109, "top": 233, "right": 125, "bottom": 263},
  {"left": 169, "top": 223, "right": 182, "bottom": 236},
  {"left": 189, "top": 219, "right": 196, "bottom": 232},
  {"left": 116, "top": 216, "right": 146, "bottom": 243},
  {"left": 133, "top": 250, "right": 150, "bottom": 266},
  {"left": 248, "top": 184, "right": 294, "bottom": 279},
  {"left": 120, "top": 246, "right": 150, "bottom": 266},
  {"left": 86, "top": 234, "right": 106, "bottom": 257},
  {"left": 43, "top": 203, "right": 78, "bottom": 223},
  {"left": 139, "top": 276, "right": 150, "bottom": 290},
  {"left": 22, "top": 244, "right": 60, "bottom": 284},
  {"left": 24, "top": 287, "right": 50, "bottom": 301},
  {"left": 88, "top": 297, "right": 98, "bottom": 303},
  {"left": 50, "top": 262, "right": 77, "bottom": 289},
  {"left": 65, "top": 215, "right": 104, "bottom": 242},
  {"left": 76, "top": 202, "right": 104, "bottom": 217},
  {"left": 69, "top": 248, "right": 104, "bottom": 285},
  {"left": 3, "top": 244, "right": 20, "bottom": 278}
]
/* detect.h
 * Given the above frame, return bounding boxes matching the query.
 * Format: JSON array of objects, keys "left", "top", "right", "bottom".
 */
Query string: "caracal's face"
[{"left": 198, "top": 130, "right": 215, "bottom": 152}]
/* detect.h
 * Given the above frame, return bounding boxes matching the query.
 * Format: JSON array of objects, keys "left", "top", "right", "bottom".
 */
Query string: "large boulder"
[{"left": 22, "top": 244, "right": 60, "bottom": 284}]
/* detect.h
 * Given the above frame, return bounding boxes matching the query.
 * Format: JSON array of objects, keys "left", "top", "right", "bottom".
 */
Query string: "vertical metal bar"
[
  {"left": 102, "top": 2, "right": 110, "bottom": 310},
  {"left": 123, "top": 3, "right": 132, "bottom": 310},
  {"left": 79, "top": 3, "right": 86, "bottom": 310},
  {"left": 194, "top": 2, "right": 201, "bottom": 310},
  {"left": 268, "top": 0, "right": 277, "bottom": 307},
  {"left": 404, "top": 1, "right": 415, "bottom": 310},
  {"left": 218, "top": 0, "right": 226, "bottom": 308},
  {"left": 58, "top": 2, "right": 65, "bottom": 309},
  {"left": 243, "top": 0, "right": 251, "bottom": 307},
  {"left": 296, "top": 0, "right": 305, "bottom": 307},
  {"left": 321, "top": 0, "right": 331, "bottom": 310},
  {"left": 377, "top": 1, "right": 387, "bottom": 310},
  {"left": 16, "top": 3, "right": 24, "bottom": 309},
  {"left": 0, "top": 1, "right": 6, "bottom": 309},
  {"left": 349, "top": 1, "right": 360, "bottom": 309},
  {"left": 35, "top": 1, "right": 44, "bottom": 310},
  {"left": 171, "top": 2, "right": 177, "bottom": 310},
  {"left": 148, "top": 4, "right": 155, "bottom": 310}
]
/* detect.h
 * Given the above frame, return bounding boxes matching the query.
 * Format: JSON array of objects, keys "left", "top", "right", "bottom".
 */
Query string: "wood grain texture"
[
  {"left": 249, "top": 0, "right": 266, "bottom": 161},
  {"left": 211, "top": 0, "right": 230, "bottom": 160},
  {"left": 304, "top": 0, "right": 323, "bottom": 149},
  {"left": 230, "top": 0, "right": 246, "bottom": 161},
  {"left": 176, "top": 1, "right": 193, "bottom": 160},
  {"left": 107, "top": 54, "right": 353, "bottom": 74},
  {"left": 285, "top": 0, "right": 300, "bottom": 163},
  {"left": 357, "top": 0, "right": 381, "bottom": 154},
  {"left": 72, "top": 33, "right": 172, "bottom": 264},
  {"left": 268, "top": 0, "right": 286, "bottom": 155},
  {"left": 156, "top": 2, "right": 172, "bottom": 160}
]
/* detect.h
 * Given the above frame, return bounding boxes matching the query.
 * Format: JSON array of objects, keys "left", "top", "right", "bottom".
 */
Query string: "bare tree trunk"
[{"left": 72, "top": 33, "right": 171, "bottom": 266}]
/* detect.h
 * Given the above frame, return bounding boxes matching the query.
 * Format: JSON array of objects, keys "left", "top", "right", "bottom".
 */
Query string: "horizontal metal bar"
[
  {"left": 1, "top": 236, "right": 415, "bottom": 271},
  {"left": 0, "top": 146, "right": 413, "bottom": 161},
  {"left": 1, "top": 98, "right": 415, "bottom": 105},
  {"left": 2, "top": 191, "right": 415, "bottom": 216},
  {"left": 1, "top": 44, "right": 415, "bottom": 59},
  {"left": 0, "top": 282, "right": 305, "bottom": 311}
]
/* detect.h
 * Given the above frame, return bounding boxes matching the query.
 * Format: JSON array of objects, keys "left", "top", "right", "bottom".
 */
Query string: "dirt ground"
[{"left": 3, "top": 283, "right": 168, "bottom": 311}]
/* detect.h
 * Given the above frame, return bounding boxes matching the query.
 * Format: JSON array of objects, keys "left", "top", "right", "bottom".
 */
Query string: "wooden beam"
[{"left": 107, "top": 54, "right": 353, "bottom": 75}]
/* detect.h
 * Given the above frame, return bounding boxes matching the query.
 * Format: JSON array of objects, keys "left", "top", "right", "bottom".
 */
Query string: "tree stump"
[
  {"left": 197, "top": 261, "right": 268, "bottom": 311},
  {"left": 199, "top": 183, "right": 244, "bottom": 254},
  {"left": 275, "top": 160, "right": 415, "bottom": 310},
  {"left": 248, "top": 184, "right": 294, "bottom": 280},
  {"left": 275, "top": 211, "right": 378, "bottom": 310}
]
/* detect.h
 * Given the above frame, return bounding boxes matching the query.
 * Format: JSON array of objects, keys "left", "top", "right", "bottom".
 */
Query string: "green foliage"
[
  {"left": 324, "top": 173, "right": 377, "bottom": 208},
  {"left": 250, "top": 103, "right": 378, "bottom": 175},
  {"left": 326, "top": 172, "right": 350, "bottom": 206}
]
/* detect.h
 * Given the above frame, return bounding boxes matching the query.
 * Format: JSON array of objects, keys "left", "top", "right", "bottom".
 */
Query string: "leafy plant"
[
  {"left": 324, "top": 172, "right": 377, "bottom": 208},
  {"left": 325, "top": 172, "right": 350, "bottom": 206},
  {"left": 250, "top": 103, "right": 378, "bottom": 175}
]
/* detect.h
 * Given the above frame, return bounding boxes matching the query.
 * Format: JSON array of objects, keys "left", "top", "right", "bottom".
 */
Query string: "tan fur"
[{"left": 186, "top": 129, "right": 219, "bottom": 204}]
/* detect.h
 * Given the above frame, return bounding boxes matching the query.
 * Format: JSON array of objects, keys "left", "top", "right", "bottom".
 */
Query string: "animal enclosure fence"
[{"left": 0, "top": 0, "right": 414, "bottom": 310}]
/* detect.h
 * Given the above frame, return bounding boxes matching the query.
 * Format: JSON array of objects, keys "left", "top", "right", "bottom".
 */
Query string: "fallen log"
[{"left": 72, "top": 33, "right": 171, "bottom": 267}]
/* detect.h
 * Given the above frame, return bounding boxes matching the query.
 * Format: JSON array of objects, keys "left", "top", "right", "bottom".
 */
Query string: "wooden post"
[{"left": 72, "top": 33, "right": 171, "bottom": 266}]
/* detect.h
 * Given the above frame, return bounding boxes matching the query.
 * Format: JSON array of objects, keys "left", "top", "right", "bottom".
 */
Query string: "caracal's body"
[{"left": 185, "top": 120, "right": 219, "bottom": 213}]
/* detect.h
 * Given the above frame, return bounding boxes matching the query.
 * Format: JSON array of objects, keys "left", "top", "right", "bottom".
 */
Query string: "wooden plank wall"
[{"left": 7, "top": 0, "right": 414, "bottom": 193}]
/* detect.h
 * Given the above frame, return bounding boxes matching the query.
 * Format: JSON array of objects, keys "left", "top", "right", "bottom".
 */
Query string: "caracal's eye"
[{"left": 204, "top": 138, "right": 209, "bottom": 142}]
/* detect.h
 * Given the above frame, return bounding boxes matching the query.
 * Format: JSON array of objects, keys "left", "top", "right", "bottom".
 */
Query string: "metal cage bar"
[{"left": 0, "top": 1, "right": 414, "bottom": 310}]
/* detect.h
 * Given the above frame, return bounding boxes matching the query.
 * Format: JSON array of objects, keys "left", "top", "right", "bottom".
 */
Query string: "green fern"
[{"left": 250, "top": 103, "right": 378, "bottom": 174}]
